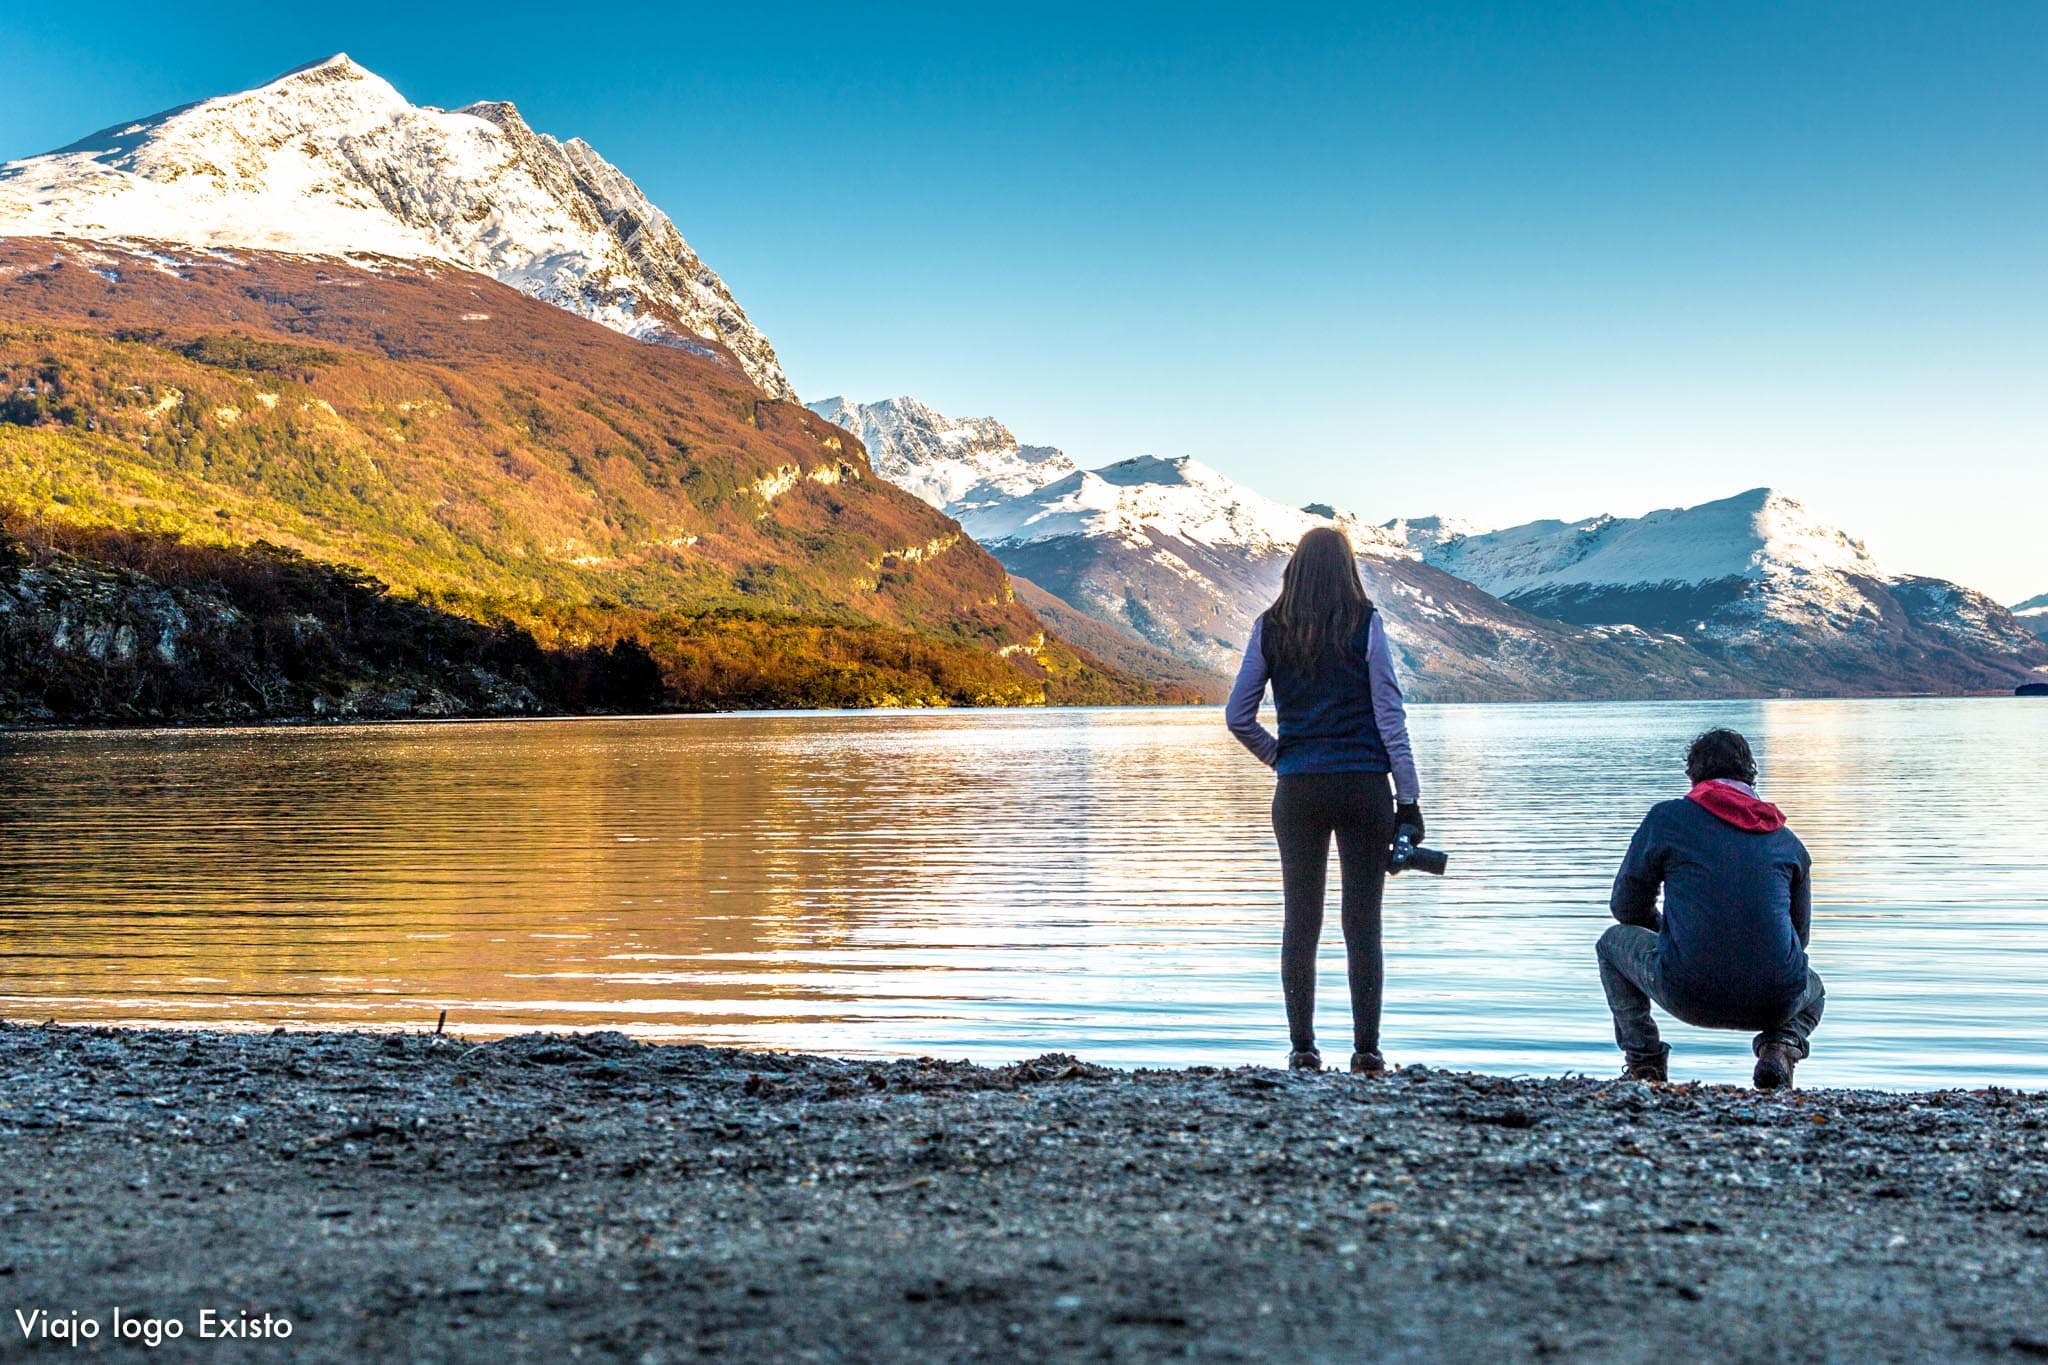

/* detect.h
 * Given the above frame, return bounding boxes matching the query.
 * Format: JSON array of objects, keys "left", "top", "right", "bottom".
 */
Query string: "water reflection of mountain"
[
  {"left": 0, "top": 715, "right": 1270, "bottom": 1034},
  {"left": 1, "top": 703, "right": 2042, "bottom": 1088}
]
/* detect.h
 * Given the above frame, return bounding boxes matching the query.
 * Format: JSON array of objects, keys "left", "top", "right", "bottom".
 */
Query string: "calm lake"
[{"left": 1, "top": 699, "right": 2043, "bottom": 1090}]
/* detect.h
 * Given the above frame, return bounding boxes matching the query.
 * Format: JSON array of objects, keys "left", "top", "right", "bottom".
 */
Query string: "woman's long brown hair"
[{"left": 1265, "top": 526, "right": 1372, "bottom": 674}]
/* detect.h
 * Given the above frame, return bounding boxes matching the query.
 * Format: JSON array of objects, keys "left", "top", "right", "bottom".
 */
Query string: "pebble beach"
[{"left": 3, "top": 1023, "right": 2045, "bottom": 1361}]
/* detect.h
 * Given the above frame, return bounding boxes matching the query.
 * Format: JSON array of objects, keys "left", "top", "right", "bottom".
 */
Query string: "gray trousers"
[{"left": 1596, "top": 923, "right": 1825, "bottom": 1067}]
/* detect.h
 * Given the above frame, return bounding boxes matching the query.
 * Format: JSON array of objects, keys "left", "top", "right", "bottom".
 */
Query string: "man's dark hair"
[{"left": 1686, "top": 728, "right": 1758, "bottom": 785}]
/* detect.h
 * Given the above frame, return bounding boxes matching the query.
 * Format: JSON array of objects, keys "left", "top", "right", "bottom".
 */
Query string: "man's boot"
[
  {"left": 1754, "top": 1042, "right": 1800, "bottom": 1090},
  {"left": 1620, "top": 1046, "right": 1669, "bottom": 1084}
]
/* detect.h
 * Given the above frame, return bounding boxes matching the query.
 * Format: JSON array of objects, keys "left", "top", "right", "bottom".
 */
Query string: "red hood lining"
[{"left": 1686, "top": 780, "right": 1786, "bottom": 833}]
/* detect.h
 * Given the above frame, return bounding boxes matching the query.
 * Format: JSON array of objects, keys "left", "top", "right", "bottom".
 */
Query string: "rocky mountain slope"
[
  {"left": 806, "top": 396, "right": 1078, "bottom": 518},
  {"left": 0, "top": 238, "right": 1169, "bottom": 713},
  {"left": 0, "top": 55, "right": 793, "bottom": 398},
  {"left": 2014, "top": 593, "right": 2048, "bottom": 643},
  {"left": 1006, "top": 574, "right": 1230, "bottom": 700}
]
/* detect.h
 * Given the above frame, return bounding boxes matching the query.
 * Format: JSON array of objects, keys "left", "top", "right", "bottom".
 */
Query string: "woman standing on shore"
[{"left": 1226, "top": 527, "right": 1421, "bottom": 1074}]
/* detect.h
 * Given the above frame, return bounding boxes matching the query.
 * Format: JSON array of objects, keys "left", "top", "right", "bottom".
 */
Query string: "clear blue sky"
[{"left": 3, "top": 2, "right": 2044, "bottom": 598}]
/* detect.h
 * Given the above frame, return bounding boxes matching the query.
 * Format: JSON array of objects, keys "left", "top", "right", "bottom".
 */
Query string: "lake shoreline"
[
  {"left": 5, "top": 689, "right": 2039, "bottom": 735},
  {"left": 4, "top": 1023, "right": 2044, "bottom": 1360}
]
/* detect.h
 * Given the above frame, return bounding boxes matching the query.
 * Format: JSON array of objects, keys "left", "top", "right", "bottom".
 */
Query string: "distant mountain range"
[
  {"left": 814, "top": 396, "right": 2048, "bottom": 700},
  {"left": 1402, "top": 491, "right": 2046, "bottom": 694},
  {"left": 813, "top": 400, "right": 1757, "bottom": 702}
]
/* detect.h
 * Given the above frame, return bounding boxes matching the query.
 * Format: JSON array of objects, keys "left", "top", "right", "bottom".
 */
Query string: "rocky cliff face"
[
  {"left": 0, "top": 531, "right": 562, "bottom": 725},
  {"left": 0, "top": 55, "right": 794, "bottom": 397}
]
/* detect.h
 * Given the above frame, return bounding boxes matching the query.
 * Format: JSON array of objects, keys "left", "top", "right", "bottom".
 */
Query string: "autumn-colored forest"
[{"left": 0, "top": 239, "right": 1194, "bottom": 720}]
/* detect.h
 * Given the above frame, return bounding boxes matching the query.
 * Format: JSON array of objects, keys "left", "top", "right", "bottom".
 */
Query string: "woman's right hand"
[{"left": 1396, "top": 802, "right": 1424, "bottom": 841}]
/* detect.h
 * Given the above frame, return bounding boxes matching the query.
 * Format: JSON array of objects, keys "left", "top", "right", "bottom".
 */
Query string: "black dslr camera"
[{"left": 1388, "top": 823, "right": 1448, "bottom": 877}]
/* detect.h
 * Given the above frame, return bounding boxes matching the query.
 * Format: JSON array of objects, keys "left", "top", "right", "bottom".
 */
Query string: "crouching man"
[{"left": 1597, "top": 728, "right": 1825, "bottom": 1090}]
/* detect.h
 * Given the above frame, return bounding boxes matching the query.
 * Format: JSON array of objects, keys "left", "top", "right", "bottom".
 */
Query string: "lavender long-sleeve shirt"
[{"left": 1224, "top": 614, "right": 1420, "bottom": 801}]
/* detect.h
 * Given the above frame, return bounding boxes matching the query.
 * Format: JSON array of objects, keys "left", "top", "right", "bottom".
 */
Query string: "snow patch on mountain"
[
  {"left": 1404, "top": 487, "right": 2047, "bottom": 685},
  {"left": 1411, "top": 488, "right": 1902, "bottom": 639},
  {"left": 960, "top": 454, "right": 1405, "bottom": 559},
  {"left": 0, "top": 54, "right": 793, "bottom": 397},
  {"left": 1423, "top": 489, "right": 1878, "bottom": 596},
  {"left": 814, "top": 393, "right": 1409, "bottom": 563},
  {"left": 1379, "top": 514, "right": 1488, "bottom": 557},
  {"left": 806, "top": 396, "right": 1075, "bottom": 514}
]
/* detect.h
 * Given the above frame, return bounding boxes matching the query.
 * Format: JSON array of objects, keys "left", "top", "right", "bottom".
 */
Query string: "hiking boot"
[
  {"left": 1349, "top": 1050, "right": 1388, "bottom": 1076},
  {"left": 1620, "top": 1053, "right": 1668, "bottom": 1084},
  {"left": 1287, "top": 1048, "right": 1323, "bottom": 1073},
  {"left": 1754, "top": 1042, "right": 1800, "bottom": 1091}
]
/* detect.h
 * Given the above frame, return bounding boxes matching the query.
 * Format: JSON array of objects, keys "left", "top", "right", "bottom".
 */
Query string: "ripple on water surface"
[{"left": 1, "top": 698, "right": 2043, "bottom": 1090}]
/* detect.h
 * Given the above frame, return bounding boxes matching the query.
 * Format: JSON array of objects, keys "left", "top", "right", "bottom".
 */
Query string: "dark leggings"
[{"left": 1271, "top": 771, "right": 1396, "bottom": 1054}]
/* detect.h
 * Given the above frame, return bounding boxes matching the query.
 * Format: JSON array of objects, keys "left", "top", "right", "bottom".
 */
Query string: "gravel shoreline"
[{"left": 2, "top": 1023, "right": 2044, "bottom": 1361}]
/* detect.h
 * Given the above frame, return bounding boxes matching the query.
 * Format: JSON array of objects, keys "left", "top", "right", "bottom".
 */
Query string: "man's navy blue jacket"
[{"left": 1610, "top": 781, "right": 1812, "bottom": 1023}]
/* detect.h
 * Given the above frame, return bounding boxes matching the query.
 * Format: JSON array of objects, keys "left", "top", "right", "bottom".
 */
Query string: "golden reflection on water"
[{"left": 1, "top": 699, "right": 2043, "bottom": 1090}]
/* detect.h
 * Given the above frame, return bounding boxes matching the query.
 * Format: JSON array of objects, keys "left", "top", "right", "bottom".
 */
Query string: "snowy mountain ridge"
[
  {"left": 807, "top": 393, "right": 1747, "bottom": 694},
  {"left": 1402, "top": 488, "right": 2045, "bottom": 679},
  {"left": 1377, "top": 514, "right": 1488, "bottom": 557},
  {"left": 810, "top": 394, "right": 1401, "bottom": 559},
  {"left": 804, "top": 396, "right": 1076, "bottom": 514},
  {"left": 819, "top": 393, "right": 2045, "bottom": 694},
  {"left": 1416, "top": 489, "right": 1880, "bottom": 599},
  {"left": 0, "top": 55, "right": 794, "bottom": 397},
  {"left": 1408, "top": 488, "right": 1906, "bottom": 641},
  {"left": 958, "top": 455, "right": 1407, "bottom": 559}
]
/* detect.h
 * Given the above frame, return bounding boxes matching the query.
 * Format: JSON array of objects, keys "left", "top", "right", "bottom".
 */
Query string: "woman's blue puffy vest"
[{"left": 1260, "top": 607, "right": 1391, "bottom": 777}]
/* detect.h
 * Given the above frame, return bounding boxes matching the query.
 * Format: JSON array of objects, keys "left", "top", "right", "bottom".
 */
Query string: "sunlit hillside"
[{"left": 0, "top": 239, "right": 1185, "bottom": 716}]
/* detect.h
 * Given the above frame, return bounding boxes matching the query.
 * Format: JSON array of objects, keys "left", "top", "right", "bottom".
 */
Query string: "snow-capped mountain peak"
[
  {"left": 257, "top": 53, "right": 398, "bottom": 102},
  {"left": 1422, "top": 487, "right": 1882, "bottom": 600},
  {"left": 0, "top": 56, "right": 794, "bottom": 397},
  {"left": 808, "top": 389, "right": 2042, "bottom": 692},
  {"left": 1405, "top": 485, "right": 2044, "bottom": 677},
  {"left": 1379, "top": 513, "right": 1488, "bottom": 557},
  {"left": 958, "top": 452, "right": 1403, "bottom": 558},
  {"left": 806, "top": 395, "right": 1077, "bottom": 515},
  {"left": 1727, "top": 487, "right": 1880, "bottom": 576},
  {"left": 1094, "top": 454, "right": 1203, "bottom": 488},
  {"left": 813, "top": 392, "right": 1407, "bottom": 559}
]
